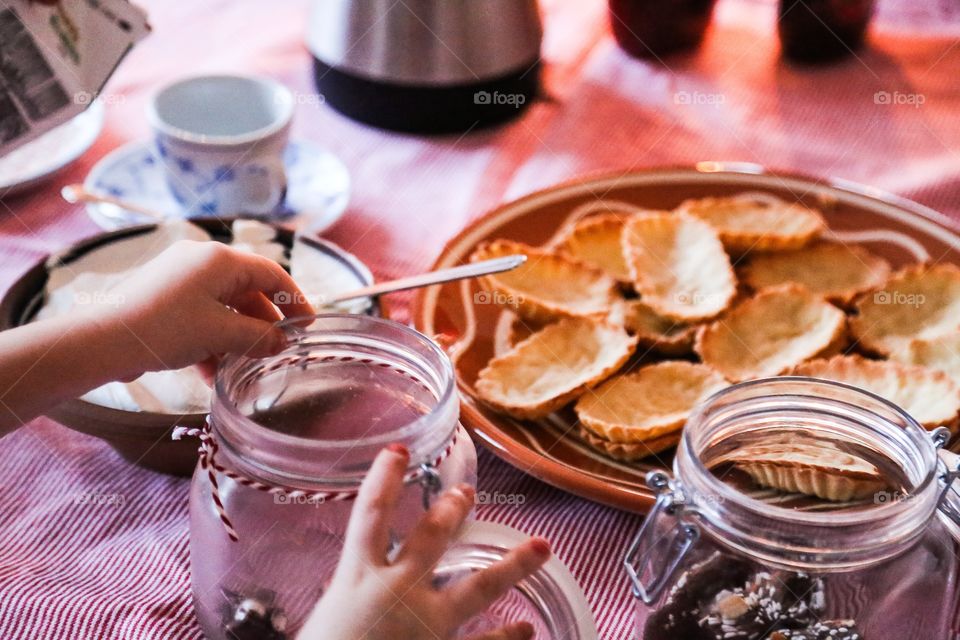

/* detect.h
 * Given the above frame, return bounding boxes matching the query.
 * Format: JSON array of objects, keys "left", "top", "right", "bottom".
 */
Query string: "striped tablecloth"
[{"left": 2, "top": 0, "right": 960, "bottom": 637}]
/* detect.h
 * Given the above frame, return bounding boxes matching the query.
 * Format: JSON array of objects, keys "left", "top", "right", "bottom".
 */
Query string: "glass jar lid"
[{"left": 438, "top": 521, "right": 598, "bottom": 640}]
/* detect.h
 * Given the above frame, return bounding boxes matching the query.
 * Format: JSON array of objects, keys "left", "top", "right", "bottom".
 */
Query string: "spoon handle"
[
  {"left": 329, "top": 254, "right": 526, "bottom": 304},
  {"left": 61, "top": 184, "right": 165, "bottom": 221}
]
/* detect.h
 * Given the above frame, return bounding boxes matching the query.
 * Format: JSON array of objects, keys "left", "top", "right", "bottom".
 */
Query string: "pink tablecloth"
[{"left": 2, "top": 0, "right": 960, "bottom": 637}]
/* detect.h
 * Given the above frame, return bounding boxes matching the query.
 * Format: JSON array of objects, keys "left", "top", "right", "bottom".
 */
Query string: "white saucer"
[
  {"left": 83, "top": 138, "right": 351, "bottom": 232},
  {"left": 0, "top": 101, "right": 105, "bottom": 197}
]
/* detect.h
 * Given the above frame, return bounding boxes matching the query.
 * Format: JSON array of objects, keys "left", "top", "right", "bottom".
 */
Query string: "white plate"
[
  {"left": 0, "top": 101, "right": 105, "bottom": 196},
  {"left": 83, "top": 138, "right": 351, "bottom": 232}
]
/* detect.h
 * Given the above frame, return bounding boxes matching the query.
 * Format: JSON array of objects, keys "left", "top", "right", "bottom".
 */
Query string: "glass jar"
[
  {"left": 608, "top": 0, "right": 718, "bottom": 59},
  {"left": 441, "top": 521, "right": 598, "bottom": 640},
  {"left": 625, "top": 377, "right": 960, "bottom": 640},
  {"left": 189, "top": 315, "right": 477, "bottom": 639},
  {"left": 778, "top": 0, "right": 875, "bottom": 64}
]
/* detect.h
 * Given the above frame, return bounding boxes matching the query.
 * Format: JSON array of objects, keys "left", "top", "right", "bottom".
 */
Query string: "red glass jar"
[{"left": 609, "top": 0, "right": 718, "bottom": 59}]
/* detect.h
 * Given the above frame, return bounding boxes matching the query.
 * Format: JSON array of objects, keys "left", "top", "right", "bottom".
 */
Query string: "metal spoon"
[
  {"left": 261, "top": 255, "right": 526, "bottom": 412},
  {"left": 325, "top": 254, "right": 526, "bottom": 305},
  {"left": 61, "top": 183, "right": 166, "bottom": 221}
]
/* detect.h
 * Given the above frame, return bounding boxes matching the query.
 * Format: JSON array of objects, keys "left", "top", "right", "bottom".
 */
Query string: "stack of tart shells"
[{"left": 469, "top": 193, "right": 960, "bottom": 501}]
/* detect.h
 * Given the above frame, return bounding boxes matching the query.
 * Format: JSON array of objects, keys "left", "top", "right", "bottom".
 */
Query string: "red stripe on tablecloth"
[
  {"left": 0, "top": 422, "right": 201, "bottom": 638},
  {"left": 0, "top": 420, "right": 648, "bottom": 639},
  {"left": 3, "top": 408, "right": 960, "bottom": 639}
]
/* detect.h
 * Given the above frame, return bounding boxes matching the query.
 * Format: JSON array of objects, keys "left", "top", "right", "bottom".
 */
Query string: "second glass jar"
[{"left": 626, "top": 377, "right": 960, "bottom": 640}]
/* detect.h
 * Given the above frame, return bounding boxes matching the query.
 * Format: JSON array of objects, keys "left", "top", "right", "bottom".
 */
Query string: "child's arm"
[{"left": 0, "top": 240, "right": 313, "bottom": 435}]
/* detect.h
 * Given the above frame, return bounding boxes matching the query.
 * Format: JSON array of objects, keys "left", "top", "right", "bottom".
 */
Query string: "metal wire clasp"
[
  {"left": 932, "top": 427, "right": 960, "bottom": 528},
  {"left": 623, "top": 471, "right": 700, "bottom": 604},
  {"left": 418, "top": 462, "right": 442, "bottom": 510}
]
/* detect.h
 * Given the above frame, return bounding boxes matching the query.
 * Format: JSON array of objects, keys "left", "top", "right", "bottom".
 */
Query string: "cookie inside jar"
[
  {"left": 706, "top": 428, "right": 909, "bottom": 511},
  {"left": 691, "top": 377, "right": 931, "bottom": 513}
]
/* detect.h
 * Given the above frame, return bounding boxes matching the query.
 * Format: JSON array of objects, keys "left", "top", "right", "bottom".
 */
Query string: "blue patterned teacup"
[{"left": 148, "top": 75, "right": 294, "bottom": 217}]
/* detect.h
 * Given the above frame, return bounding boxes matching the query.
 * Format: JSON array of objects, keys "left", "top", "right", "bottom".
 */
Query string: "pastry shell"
[
  {"left": 622, "top": 212, "right": 737, "bottom": 321},
  {"left": 575, "top": 362, "right": 728, "bottom": 443},
  {"left": 506, "top": 313, "right": 543, "bottom": 350},
  {"left": 475, "top": 317, "right": 637, "bottom": 420},
  {"left": 739, "top": 242, "right": 890, "bottom": 305},
  {"left": 792, "top": 355, "right": 960, "bottom": 431},
  {"left": 676, "top": 193, "right": 826, "bottom": 253},
  {"left": 491, "top": 310, "right": 547, "bottom": 358},
  {"left": 470, "top": 239, "right": 619, "bottom": 324},
  {"left": 891, "top": 333, "right": 960, "bottom": 388},
  {"left": 622, "top": 300, "right": 698, "bottom": 356},
  {"left": 695, "top": 285, "right": 847, "bottom": 382},
  {"left": 850, "top": 263, "right": 960, "bottom": 357},
  {"left": 729, "top": 442, "right": 887, "bottom": 502},
  {"left": 577, "top": 426, "right": 680, "bottom": 461},
  {"left": 555, "top": 213, "right": 632, "bottom": 282}
]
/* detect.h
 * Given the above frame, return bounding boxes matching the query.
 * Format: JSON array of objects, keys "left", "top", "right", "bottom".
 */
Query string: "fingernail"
[
  {"left": 386, "top": 443, "right": 409, "bottom": 459},
  {"left": 514, "top": 621, "right": 534, "bottom": 639},
  {"left": 455, "top": 483, "right": 475, "bottom": 503},
  {"left": 530, "top": 538, "right": 551, "bottom": 557}
]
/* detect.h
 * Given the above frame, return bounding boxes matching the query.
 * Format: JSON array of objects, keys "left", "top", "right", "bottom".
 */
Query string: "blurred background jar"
[
  {"left": 779, "top": 0, "right": 875, "bottom": 64},
  {"left": 608, "top": 0, "right": 718, "bottom": 59},
  {"left": 624, "top": 378, "right": 960, "bottom": 640},
  {"left": 189, "top": 315, "right": 476, "bottom": 639}
]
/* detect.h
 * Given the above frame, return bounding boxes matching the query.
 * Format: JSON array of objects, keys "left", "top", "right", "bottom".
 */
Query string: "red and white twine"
[{"left": 173, "top": 418, "right": 460, "bottom": 542}]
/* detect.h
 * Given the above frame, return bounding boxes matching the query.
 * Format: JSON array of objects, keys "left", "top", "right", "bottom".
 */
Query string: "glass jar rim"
[
  {"left": 211, "top": 314, "right": 459, "bottom": 486},
  {"left": 675, "top": 376, "right": 942, "bottom": 569},
  {"left": 681, "top": 376, "right": 938, "bottom": 524},
  {"left": 440, "top": 521, "right": 598, "bottom": 640}
]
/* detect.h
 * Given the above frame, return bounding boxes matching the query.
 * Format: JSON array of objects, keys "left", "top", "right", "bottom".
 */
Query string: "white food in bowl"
[{"left": 289, "top": 238, "right": 372, "bottom": 315}]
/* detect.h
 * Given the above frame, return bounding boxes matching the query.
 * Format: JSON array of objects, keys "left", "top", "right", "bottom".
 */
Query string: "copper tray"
[{"left": 412, "top": 164, "right": 960, "bottom": 513}]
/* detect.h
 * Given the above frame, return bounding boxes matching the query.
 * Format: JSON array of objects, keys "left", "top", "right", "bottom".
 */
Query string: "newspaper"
[{"left": 0, "top": 0, "right": 149, "bottom": 157}]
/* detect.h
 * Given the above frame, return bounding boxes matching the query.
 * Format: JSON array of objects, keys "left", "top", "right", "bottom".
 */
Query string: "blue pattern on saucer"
[{"left": 83, "top": 139, "right": 351, "bottom": 232}]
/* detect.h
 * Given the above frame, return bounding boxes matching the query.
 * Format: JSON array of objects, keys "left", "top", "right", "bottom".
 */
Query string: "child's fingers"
[
  {"left": 230, "top": 290, "right": 283, "bottom": 324},
  {"left": 231, "top": 252, "right": 315, "bottom": 319},
  {"left": 208, "top": 307, "right": 284, "bottom": 358},
  {"left": 467, "top": 622, "right": 534, "bottom": 640},
  {"left": 393, "top": 483, "right": 475, "bottom": 575},
  {"left": 340, "top": 445, "right": 410, "bottom": 571},
  {"left": 447, "top": 538, "right": 551, "bottom": 620}
]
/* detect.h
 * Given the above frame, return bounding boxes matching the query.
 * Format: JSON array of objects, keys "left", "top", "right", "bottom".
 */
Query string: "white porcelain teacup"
[{"left": 148, "top": 75, "right": 294, "bottom": 216}]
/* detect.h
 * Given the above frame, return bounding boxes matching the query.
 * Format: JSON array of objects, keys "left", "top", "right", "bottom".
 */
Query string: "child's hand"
[
  {"left": 299, "top": 446, "right": 550, "bottom": 640},
  {"left": 96, "top": 240, "right": 314, "bottom": 379}
]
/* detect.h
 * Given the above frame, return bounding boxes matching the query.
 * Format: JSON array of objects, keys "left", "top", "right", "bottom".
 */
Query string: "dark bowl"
[{"left": 0, "top": 218, "right": 381, "bottom": 476}]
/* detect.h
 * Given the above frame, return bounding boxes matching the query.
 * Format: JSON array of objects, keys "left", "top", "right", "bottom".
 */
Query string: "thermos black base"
[{"left": 312, "top": 57, "right": 540, "bottom": 134}]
